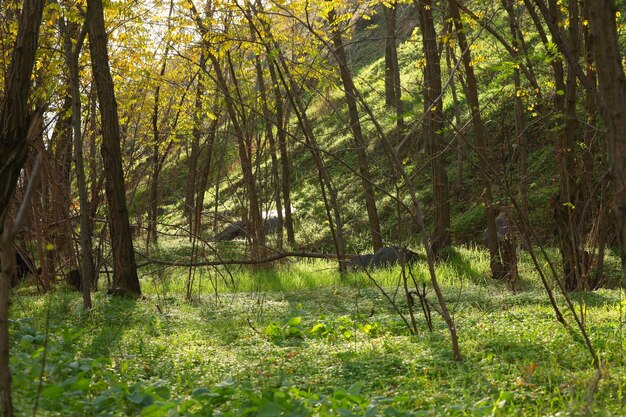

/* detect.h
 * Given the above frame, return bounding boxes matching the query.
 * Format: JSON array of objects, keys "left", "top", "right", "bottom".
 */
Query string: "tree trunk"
[
  {"left": 268, "top": 61, "right": 296, "bottom": 246},
  {"left": 147, "top": 146, "right": 160, "bottom": 247},
  {"left": 449, "top": 0, "right": 508, "bottom": 281},
  {"left": 60, "top": 16, "right": 93, "bottom": 309},
  {"left": 587, "top": 0, "right": 626, "bottom": 289},
  {"left": 417, "top": 0, "right": 450, "bottom": 256},
  {"left": 185, "top": 55, "right": 206, "bottom": 233},
  {"left": 255, "top": 56, "right": 284, "bottom": 250},
  {"left": 87, "top": 0, "right": 140, "bottom": 296},
  {"left": 562, "top": 0, "right": 588, "bottom": 291},
  {"left": 0, "top": 0, "right": 45, "bottom": 413},
  {"left": 194, "top": 117, "right": 218, "bottom": 236},
  {"left": 328, "top": 9, "right": 383, "bottom": 253},
  {"left": 47, "top": 95, "right": 75, "bottom": 277},
  {"left": 383, "top": 1, "right": 404, "bottom": 129},
  {"left": 0, "top": 0, "right": 44, "bottom": 229},
  {"left": 445, "top": 46, "right": 464, "bottom": 193},
  {"left": 147, "top": 42, "right": 172, "bottom": 247},
  {"left": 207, "top": 50, "right": 265, "bottom": 259},
  {"left": 543, "top": 0, "right": 589, "bottom": 291},
  {"left": 503, "top": 0, "right": 529, "bottom": 217},
  {"left": 273, "top": 56, "right": 347, "bottom": 270},
  {"left": 182, "top": 11, "right": 264, "bottom": 258},
  {"left": 0, "top": 229, "right": 15, "bottom": 417}
]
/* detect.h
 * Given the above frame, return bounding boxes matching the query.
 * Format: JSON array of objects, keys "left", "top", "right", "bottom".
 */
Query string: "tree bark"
[
  {"left": 587, "top": 1, "right": 626, "bottom": 288},
  {"left": 383, "top": 1, "right": 404, "bottom": 129},
  {"left": 60, "top": 16, "right": 93, "bottom": 309},
  {"left": 328, "top": 8, "right": 383, "bottom": 253},
  {"left": 0, "top": 1, "right": 45, "bottom": 413},
  {"left": 503, "top": 0, "right": 529, "bottom": 217},
  {"left": 268, "top": 61, "right": 296, "bottom": 246},
  {"left": 449, "top": 0, "right": 508, "bottom": 281},
  {"left": 273, "top": 56, "right": 347, "bottom": 270},
  {"left": 0, "top": 0, "right": 44, "bottom": 230},
  {"left": 87, "top": 0, "right": 140, "bottom": 295},
  {"left": 445, "top": 46, "right": 464, "bottom": 193},
  {"left": 47, "top": 95, "right": 74, "bottom": 278},
  {"left": 254, "top": 56, "right": 284, "bottom": 250},
  {"left": 416, "top": 0, "right": 450, "bottom": 256},
  {"left": 213, "top": 54, "right": 265, "bottom": 258},
  {"left": 185, "top": 55, "right": 207, "bottom": 233},
  {"left": 194, "top": 116, "right": 218, "bottom": 236},
  {"left": 147, "top": 45, "right": 172, "bottom": 246},
  {"left": 560, "top": 0, "right": 588, "bottom": 291}
]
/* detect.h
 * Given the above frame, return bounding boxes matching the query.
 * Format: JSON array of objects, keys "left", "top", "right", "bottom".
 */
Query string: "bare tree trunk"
[
  {"left": 542, "top": 0, "right": 589, "bottom": 291},
  {"left": 587, "top": 0, "right": 626, "bottom": 289},
  {"left": 449, "top": 0, "right": 508, "bottom": 281},
  {"left": 268, "top": 61, "right": 296, "bottom": 246},
  {"left": 445, "top": 46, "right": 464, "bottom": 193},
  {"left": 417, "top": 0, "right": 450, "bottom": 256},
  {"left": 87, "top": 86, "right": 105, "bottom": 290},
  {"left": 246, "top": 1, "right": 296, "bottom": 246},
  {"left": 254, "top": 56, "right": 284, "bottom": 249},
  {"left": 60, "top": 16, "right": 93, "bottom": 309},
  {"left": 503, "top": 0, "right": 529, "bottom": 217},
  {"left": 47, "top": 96, "right": 74, "bottom": 278},
  {"left": 273, "top": 57, "right": 347, "bottom": 270},
  {"left": 0, "top": 1, "right": 45, "bottom": 413},
  {"left": 0, "top": 227, "right": 16, "bottom": 417},
  {"left": 580, "top": 1, "right": 597, "bottom": 227},
  {"left": 562, "top": 0, "right": 587, "bottom": 291},
  {"left": 580, "top": 0, "right": 605, "bottom": 287},
  {"left": 185, "top": 55, "right": 206, "bottom": 233},
  {"left": 87, "top": 0, "right": 140, "bottom": 295},
  {"left": 328, "top": 9, "right": 383, "bottom": 253},
  {"left": 214, "top": 55, "right": 264, "bottom": 258},
  {"left": 383, "top": 1, "right": 404, "bottom": 129},
  {"left": 194, "top": 116, "right": 218, "bottom": 236},
  {"left": 0, "top": 1, "right": 44, "bottom": 228},
  {"left": 147, "top": 144, "right": 161, "bottom": 246},
  {"left": 147, "top": 42, "right": 172, "bottom": 247}
]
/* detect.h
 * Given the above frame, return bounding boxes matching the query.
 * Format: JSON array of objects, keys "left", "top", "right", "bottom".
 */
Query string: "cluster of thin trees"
[{"left": 1, "top": 0, "right": 625, "bottom": 414}]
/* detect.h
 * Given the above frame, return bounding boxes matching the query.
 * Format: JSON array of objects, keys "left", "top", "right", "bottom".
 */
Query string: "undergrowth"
[{"left": 9, "top": 248, "right": 626, "bottom": 416}]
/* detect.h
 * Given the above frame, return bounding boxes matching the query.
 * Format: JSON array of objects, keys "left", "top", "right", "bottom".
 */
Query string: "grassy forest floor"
[{"left": 9, "top": 246, "right": 626, "bottom": 416}]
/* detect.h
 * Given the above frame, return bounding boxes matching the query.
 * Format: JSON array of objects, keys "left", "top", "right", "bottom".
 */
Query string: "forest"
[{"left": 0, "top": 0, "right": 625, "bottom": 415}]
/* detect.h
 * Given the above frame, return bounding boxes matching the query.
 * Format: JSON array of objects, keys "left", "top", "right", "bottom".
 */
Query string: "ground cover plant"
[{"left": 9, "top": 249, "right": 626, "bottom": 416}]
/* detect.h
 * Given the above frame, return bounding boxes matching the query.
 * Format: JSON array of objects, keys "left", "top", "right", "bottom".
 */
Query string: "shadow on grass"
[{"left": 87, "top": 295, "right": 139, "bottom": 358}]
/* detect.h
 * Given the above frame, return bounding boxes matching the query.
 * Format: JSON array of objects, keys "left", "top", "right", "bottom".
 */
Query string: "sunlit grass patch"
[{"left": 8, "top": 247, "right": 626, "bottom": 416}]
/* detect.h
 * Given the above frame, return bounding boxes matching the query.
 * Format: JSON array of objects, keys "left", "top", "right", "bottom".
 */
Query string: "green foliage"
[
  {"left": 309, "top": 314, "right": 384, "bottom": 342},
  {"left": 264, "top": 316, "right": 304, "bottom": 342},
  {"left": 9, "top": 254, "right": 626, "bottom": 416}
]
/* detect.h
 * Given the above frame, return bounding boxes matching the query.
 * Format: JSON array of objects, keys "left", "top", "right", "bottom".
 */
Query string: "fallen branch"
[{"left": 135, "top": 250, "right": 340, "bottom": 268}]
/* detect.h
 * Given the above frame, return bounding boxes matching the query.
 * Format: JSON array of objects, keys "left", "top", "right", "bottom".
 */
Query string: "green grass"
[{"left": 9, "top": 247, "right": 626, "bottom": 416}]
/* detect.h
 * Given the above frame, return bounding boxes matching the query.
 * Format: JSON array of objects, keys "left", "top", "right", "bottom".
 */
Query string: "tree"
[
  {"left": 449, "top": 0, "right": 513, "bottom": 282},
  {"left": 383, "top": 0, "right": 404, "bottom": 129},
  {"left": 502, "top": 0, "right": 529, "bottom": 217},
  {"left": 588, "top": 1, "right": 626, "bottom": 289},
  {"left": 87, "top": 0, "right": 140, "bottom": 296},
  {"left": 327, "top": 5, "right": 384, "bottom": 253},
  {"left": 185, "top": 53, "right": 208, "bottom": 236},
  {"left": 268, "top": 59, "right": 296, "bottom": 247},
  {"left": 189, "top": 0, "right": 267, "bottom": 260},
  {"left": 528, "top": 0, "right": 599, "bottom": 290},
  {"left": 416, "top": 0, "right": 450, "bottom": 255},
  {"left": 59, "top": 9, "right": 93, "bottom": 309},
  {"left": 0, "top": 1, "right": 45, "bottom": 413}
]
